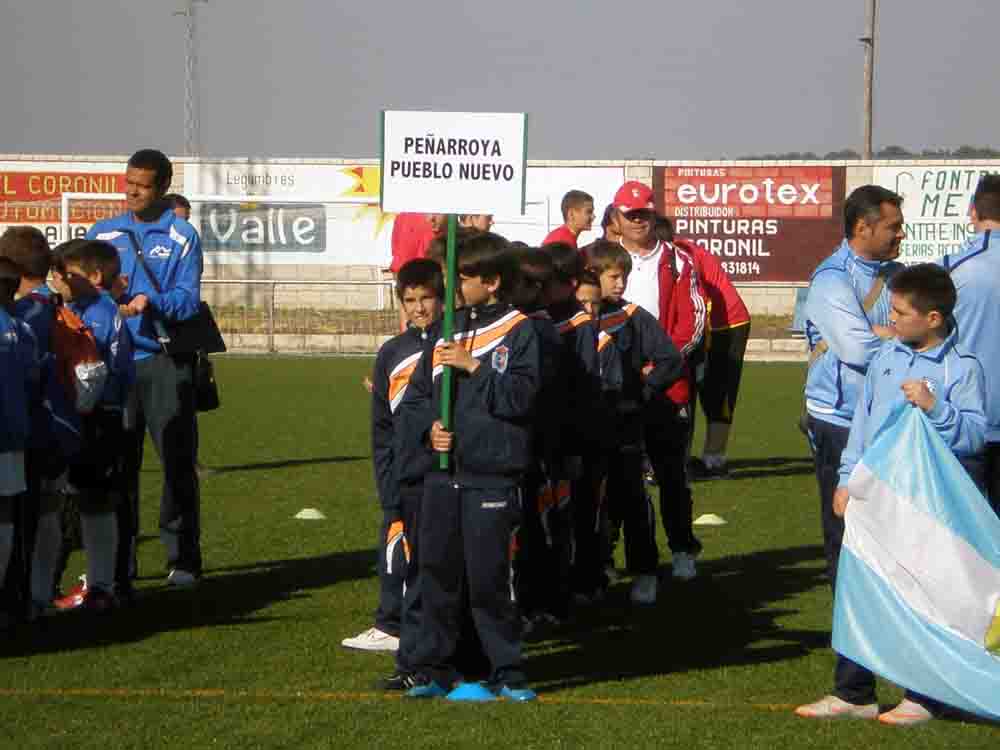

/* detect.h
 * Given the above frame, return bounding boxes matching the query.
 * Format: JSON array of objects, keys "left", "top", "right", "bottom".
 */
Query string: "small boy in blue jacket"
[
  {"left": 798, "top": 263, "right": 986, "bottom": 726},
  {"left": 0, "top": 257, "right": 39, "bottom": 625},
  {"left": 52, "top": 241, "right": 135, "bottom": 611}
]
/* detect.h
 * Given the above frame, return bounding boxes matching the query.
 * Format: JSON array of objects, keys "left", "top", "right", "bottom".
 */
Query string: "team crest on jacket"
[
  {"left": 492, "top": 345, "right": 509, "bottom": 374},
  {"left": 149, "top": 245, "right": 172, "bottom": 259}
]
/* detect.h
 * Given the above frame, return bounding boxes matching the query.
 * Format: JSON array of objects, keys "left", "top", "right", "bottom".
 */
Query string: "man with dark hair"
[
  {"left": 85, "top": 149, "right": 205, "bottom": 588},
  {"left": 796, "top": 185, "right": 905, "bottom": 720},
  {"left": 458, "top": 215, "right": 494, "bottom": 233},
  {"left": 543, "top": 190, "right": 594, "bottom": 248},
  {"left": 164, "top": 194, "right": 192, "bottom": 221},
  {"left": 939, "top": 173, "right": 1000, "bottom": 515},
  {"left": 127, "top": 149, "right": 174, "bottom": 194}
]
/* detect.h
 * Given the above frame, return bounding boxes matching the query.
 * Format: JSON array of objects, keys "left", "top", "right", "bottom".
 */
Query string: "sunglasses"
[{"left": 623, "top": 210, "right": 655, "bottom": 223}]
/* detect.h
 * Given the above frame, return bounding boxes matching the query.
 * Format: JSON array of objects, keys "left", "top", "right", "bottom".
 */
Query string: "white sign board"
[
  {"left": 380, "top": 111, "right": 527, "bottom": 215},
  {"left": 875, "top": 165, "right": 1000, "bottom": 263},
  {"left": 184, "top": 162, "right": 392, "bottom": 266}
]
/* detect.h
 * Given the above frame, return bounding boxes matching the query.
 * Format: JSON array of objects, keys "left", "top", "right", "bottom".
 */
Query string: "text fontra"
[{"left": 403, "top": 135, "right": 503, "bottom": 157}]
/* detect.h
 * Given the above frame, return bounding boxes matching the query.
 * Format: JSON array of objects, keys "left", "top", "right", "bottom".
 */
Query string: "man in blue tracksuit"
[
  {"left": 803, "top": 185, "right": 906, "bottom": 586},
  {"left": 797, "top": 185, "right": 905, "bottom": 719},
  {"left": 939, "top": 174, "right": 1000, "bottom": 515},
  {"left": 86, "top": 149, "right": 204, "bottom": 586}
]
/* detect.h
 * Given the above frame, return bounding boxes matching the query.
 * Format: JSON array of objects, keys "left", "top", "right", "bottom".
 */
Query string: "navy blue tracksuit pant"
[
  {"left": 606, "top": 418, "right": 658, "bottom": 576},
  {"left": 409, "top": 472, "right": 523, "bottom": 687},
  {"left": 394, "top": 485, "right": 422, "bottom": 672},
  {"left": 810, "top": 415, "right": 875, "bottom": 704},
  {"left": 374, "top": 511, "right": 408, "bottom": 638}
]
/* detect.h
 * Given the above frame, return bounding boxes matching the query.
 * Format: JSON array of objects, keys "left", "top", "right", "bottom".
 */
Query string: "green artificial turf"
[{"left": 1, "top": 358, "right": 996, "bottom": 748}]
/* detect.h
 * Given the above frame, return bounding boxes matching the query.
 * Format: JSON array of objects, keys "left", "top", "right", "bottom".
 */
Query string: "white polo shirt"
[{"left": 624, "top": 241, "right": 664, "bottom": 320}]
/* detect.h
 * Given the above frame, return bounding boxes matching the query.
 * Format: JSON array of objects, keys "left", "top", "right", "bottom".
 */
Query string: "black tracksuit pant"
[
  {"left": 410, "top": 472, "right": 523, "bottom": 686},
  {"left": 516, "top": 468, "right": 572, "bottom": 620},
  {"left": 605, "top": 416, "right": 658, "bottom": 576},
  {"left": 644, "top": 399, "right": 701, "bottom": 555}
]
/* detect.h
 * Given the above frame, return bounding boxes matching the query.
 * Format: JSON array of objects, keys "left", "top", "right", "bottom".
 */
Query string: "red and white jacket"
[{"left": 651, "top": 238, "right": 707, "bottom": 405}]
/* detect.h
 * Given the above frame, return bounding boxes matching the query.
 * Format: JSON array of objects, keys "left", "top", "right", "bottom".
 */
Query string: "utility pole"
[
  {"left": 176, "top": 1, "right": 206, "bottom": 157},
  {"left": 859, "top": 0, "right": 877, "bottom": 160}
]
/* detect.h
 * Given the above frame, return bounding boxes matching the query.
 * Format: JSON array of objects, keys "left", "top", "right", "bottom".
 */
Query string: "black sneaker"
[
  {"left": 377, "top": 670, "right": 418, "bottom": 691},
  {"left": 689, "top": 457, "right": 729, "bottom": 481}
]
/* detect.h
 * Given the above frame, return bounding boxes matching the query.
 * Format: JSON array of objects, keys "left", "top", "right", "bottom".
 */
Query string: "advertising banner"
[
  {"left": 185, "top": 162, "right": 392, "bottom": 266},
  {"left": 0, "top": 161, "right": 126, "bottom": 244},
  {"left": 657, "top": 165, "right": 846, "bottom": 283},
  {"left": 874, "top": 165, "right": 1000, "bottom": 263},
  {"left": 185, "top": 161, "right": 624, "bottom": 266}
]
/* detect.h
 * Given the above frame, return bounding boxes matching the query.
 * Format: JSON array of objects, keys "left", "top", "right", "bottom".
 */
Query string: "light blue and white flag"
[{"left": 833, "top": 404, "right": 1000, "bottom": 721}]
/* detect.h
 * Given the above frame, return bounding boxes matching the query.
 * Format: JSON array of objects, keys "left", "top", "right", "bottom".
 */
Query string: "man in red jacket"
[{"left": 615, "top": 181, "right": 706, "bottom": 582}]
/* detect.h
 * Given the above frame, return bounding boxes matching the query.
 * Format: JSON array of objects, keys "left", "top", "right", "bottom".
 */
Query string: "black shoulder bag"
[{"left": 122, "top": 229, "right": 226, "bottom": 355}]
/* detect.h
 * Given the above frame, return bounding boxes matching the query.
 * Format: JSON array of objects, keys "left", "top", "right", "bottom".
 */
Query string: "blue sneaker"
[
  {"left": 447, "top": 682, "right": 497, "bottom": 702},
  {"left": 497, "top": 685, "right": 537, "bottom": 702},
  {"left": 405, "top": 677, "right": 448, "bottom": 699}
]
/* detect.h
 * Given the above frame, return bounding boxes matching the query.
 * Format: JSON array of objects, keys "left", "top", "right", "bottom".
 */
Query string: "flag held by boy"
[{"left": 833, "top": 403, "right": 1000, "bottom": 722}]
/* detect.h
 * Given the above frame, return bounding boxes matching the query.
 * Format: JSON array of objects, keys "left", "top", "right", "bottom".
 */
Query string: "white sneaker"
[
  {"left": 341, "top": 627, "right": 399, "bottom": 652},
  {"left": 878, "top": 698, "right": 934, "bottom": 726},
  {"left": 795, "top": 694, "right": 878, "bottom": 720},
  {"left": 630, "top": 574, "right": 658, "bottom": 605},
  {"left": 672, "top": 552, "right": 697, "bottom": 581}
]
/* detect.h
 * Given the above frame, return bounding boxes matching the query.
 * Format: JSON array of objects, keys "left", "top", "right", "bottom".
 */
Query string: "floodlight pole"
[
  {"left": 175, "top": 0, "right": 207, "bottom": 157},
  {"left": 860, "top": 0, "right": 877, "bottom": 160}
]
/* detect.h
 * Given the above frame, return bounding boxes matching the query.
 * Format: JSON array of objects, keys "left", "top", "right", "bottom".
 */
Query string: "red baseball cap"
[{"left": 614, "top": 181, "right": 656, "bottom": 213}]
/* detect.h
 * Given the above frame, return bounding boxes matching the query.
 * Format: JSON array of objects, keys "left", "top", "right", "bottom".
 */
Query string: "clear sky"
[{"left": 1, "top": 1, "right": 996, "bottom": 160}]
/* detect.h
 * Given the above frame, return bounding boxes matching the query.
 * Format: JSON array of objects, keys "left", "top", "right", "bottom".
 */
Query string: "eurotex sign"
[{"left": 656, "top": 165, "right": 847, "bottom": 283}]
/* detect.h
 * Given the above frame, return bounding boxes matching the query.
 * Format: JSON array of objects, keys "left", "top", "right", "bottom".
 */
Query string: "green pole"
[{"left": 439, "top": 214, "right": 458, "bottom": 470}]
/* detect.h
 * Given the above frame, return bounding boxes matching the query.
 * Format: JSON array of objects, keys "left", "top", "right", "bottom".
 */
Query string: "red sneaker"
[{"left": 53, "top": 583, "right": 87, "bottom": 611}]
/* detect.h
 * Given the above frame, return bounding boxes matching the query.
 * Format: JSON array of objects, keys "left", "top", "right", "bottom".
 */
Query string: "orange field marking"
[{"left": 0, "top": 686, "right": 796, "bottom": 712}]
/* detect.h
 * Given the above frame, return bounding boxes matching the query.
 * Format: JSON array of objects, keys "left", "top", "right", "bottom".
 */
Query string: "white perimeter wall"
[{"left": 2, "top": 154, "right": 998, "bottom": 318}]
